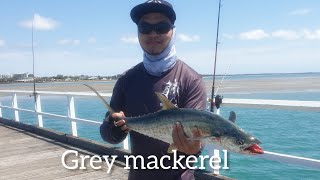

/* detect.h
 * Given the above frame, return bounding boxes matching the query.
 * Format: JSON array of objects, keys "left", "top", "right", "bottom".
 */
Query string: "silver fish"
[{"left": 84, "top": 84, "right": 263, "bottom": 155}]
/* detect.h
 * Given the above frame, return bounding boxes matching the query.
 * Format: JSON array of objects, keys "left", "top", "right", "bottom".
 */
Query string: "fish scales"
[{"left": 124, "top": 109, "right": 222, "bottom": 143}]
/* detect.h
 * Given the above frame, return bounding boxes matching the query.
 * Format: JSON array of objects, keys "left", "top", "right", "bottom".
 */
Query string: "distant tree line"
[{"left": 0, "top": 74, "right": 123, "bottom": 84}]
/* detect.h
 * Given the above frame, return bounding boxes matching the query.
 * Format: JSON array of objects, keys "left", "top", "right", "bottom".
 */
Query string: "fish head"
[
  {"left": 220, "top": 135, "right": 263, "bottom": 155},
  {"left": 210, "top": 126, "right": 264, "bottom": 155}
]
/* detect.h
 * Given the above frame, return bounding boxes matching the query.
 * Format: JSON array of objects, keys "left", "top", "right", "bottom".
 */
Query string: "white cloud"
[
  {"left": 15, "top": 42, "right": 39, "bottom": 48},
  {"left": 0, "top": 49, "right": 141, "bottom": 76},
  {"left": 121, "top": 36, "right": 139, "bottom": 44},
  {"left": 179, "top": 43, "right": 320, "bottom": 75},
  {"left": 1, "top": 43, "right": 319, "bottom": 76},
  {"left": 303, "top": 29, "right": 320, "bottom": 40},
  {"left": 57, "top": 39, "right": 80, "bottom": 45},
  {"left": 95, "top": 47, "right": 110, "bottom": 52},
  {"left": 233, "top": 28, "right": 320, "bottom": 41},
  {"left": 289, "top": 9, "right": 312, "bottom": 16},
  {"left": 0, "top": 39, "right": 5, "bottom": 47},
  {"left": 222, "top": 33, "right": 234, "bottom": 39},
  {"left": 88, "top": 37, "right": 96, "bottom": 44},
  {"left": 177, "top": 33, "right": 200, "bottom": 42},
  {"left": 271, "top": 30, "right": 300, "bottom": 40},
  {"left": 239, "top": 29, "right": 269, "bottom": 40},
  {"left": 19, "top": 14, "right": 58, "bottom": 31}
]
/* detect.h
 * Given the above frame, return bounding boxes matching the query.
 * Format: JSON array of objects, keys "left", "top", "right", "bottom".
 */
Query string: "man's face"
[{"left": 138, "top": 13, "right": 173, "bottom": 55}]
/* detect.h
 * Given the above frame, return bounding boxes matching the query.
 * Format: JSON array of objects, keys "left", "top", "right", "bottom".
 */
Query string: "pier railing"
[
  {"left": 0, "top": 90, "right": 319, "bottom": 174},
  {"left": 0, "top": 90, "right": 129, "bottom": 149}
]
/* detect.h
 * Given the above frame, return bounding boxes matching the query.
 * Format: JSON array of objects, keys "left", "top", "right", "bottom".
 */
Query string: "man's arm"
[
  {"left": 100, "top": 79, "right": 129, "bottom": 144},
  {"left": 100, "top": 111, "right": 128, "bottom": 144}
]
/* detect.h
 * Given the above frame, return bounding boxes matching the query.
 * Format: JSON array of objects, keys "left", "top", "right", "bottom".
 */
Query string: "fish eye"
[
  {"left": 213, "top": 132, "right": 221, "bottom": 137},
  {"left": 237, "top": 139, "right": 244, "bottom": 145}
]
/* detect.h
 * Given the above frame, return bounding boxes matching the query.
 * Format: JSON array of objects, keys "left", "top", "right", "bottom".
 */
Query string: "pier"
[
  {"left": 0, "top": 117, "right": 230, "bottom": 180},
  {"left": 0, "top": 118, "right": 129, "bottom": 180},
  {"left": 0, "top": 89, "right": 319, "bottom": 179}
]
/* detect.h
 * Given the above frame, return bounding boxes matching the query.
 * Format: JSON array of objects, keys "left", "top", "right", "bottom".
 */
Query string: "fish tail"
[{"left": 83, "top": 84, "right": 114, "bottom": 114}]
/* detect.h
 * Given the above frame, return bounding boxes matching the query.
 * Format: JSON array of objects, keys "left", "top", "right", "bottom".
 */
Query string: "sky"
[{"left": 0, "top": 0, "right": 319, "bottom": 76}]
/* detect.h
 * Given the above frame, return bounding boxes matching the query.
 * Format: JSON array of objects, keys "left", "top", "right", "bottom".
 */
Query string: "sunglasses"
[{"left": 138, "top": 22, "right": 175, "bottom": 34}]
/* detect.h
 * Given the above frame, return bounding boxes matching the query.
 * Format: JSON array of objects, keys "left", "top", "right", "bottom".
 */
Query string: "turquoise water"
[
  {"left": 216, "top": 107, "right": 320, "bottom": 180},
  {"left": 203, "top": 72, "right": 320, "bottom": 81},
  {"left": 224, "top": 91, "right": 320, "bottom": 101},
  {"left": 1, "top": 73, "right": 319, "bottom": 180}
]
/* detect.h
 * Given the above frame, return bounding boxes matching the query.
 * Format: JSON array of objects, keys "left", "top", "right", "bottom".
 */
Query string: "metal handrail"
[
  {"left": 222, "top": 98, "right": 320, "bottom": 111},
  {"left": 0, "top": 90, "right": 127, "bottom": 148},
  {"left": 0, "top": 90, "right": 319, "bottom": 174},
  {"left": 0, "top": 90, "right": 112, "bottom": 97},
  {"left": 0, "top": 105, "right": 102, "bottom": 125}
]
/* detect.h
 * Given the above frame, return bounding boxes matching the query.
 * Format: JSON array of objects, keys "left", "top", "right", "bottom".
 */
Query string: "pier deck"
[
  {"left": 0, "top": 118, "right": 230, "bottom": 180},
  {"left": 0, "top": 124, "right": 128, "bottom": 180}
]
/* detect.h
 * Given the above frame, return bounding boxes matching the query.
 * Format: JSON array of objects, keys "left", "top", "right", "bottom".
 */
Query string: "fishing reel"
[
  {"left": 214, "top": 94, "right": 223, "bottom": 109},
  {"left": 207, "top": 94, "right": 223, "bottom": 111}
]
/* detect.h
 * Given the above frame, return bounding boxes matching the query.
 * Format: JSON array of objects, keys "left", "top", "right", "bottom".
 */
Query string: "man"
[{"left": 100, "top": 1, "right": 207, "bottom": 179}]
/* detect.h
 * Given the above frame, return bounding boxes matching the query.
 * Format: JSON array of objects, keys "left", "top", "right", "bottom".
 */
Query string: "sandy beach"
[
  {"left": 204, "top": 76, "right": 320, "bottom": 94},
  {"left": 1, "top": 76, "right": 320, "bottom": 94}
]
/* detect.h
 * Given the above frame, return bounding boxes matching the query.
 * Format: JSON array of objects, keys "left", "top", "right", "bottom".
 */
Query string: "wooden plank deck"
[
  {"left": 0, "top": 118, "right": 232, "bottom": 180},
  {"left": 0, "top": 124, "right": 128, "bottom": 180}
]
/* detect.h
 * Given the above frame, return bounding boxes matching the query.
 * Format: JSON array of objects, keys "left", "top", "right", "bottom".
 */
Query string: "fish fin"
[
  {"left": 229, "top": 111, "right": 236, "bottom": 123},
  {"left": 83, "top": 84, "right": 114, "bottom": 114},
  {"left": 187, "top": 136, "right": 214, "bottom": 141},
  {"left": 155, "top": 92, "right": 177, "bottom": 110},
  {"left": 167, "top": 143, "right": 177, "bottom": 153},
  {"left": 187, "top": 137, "right": 203, "bottom": 141}
]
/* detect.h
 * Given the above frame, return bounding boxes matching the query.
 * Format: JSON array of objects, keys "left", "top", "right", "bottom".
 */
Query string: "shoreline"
[{"left": 1, "top": 76, "right": 320, "bottom": 94}]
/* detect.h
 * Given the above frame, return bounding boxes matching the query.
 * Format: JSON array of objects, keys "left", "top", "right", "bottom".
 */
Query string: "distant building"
[
  {"left": 15, "top": 78, "right": 34, "bottom": 82},
  {"left": 88, "top": 76, "right": 98, "bottom": 80},
  {"left": 65, "top": 78, "right": 72, "bottom": 81},
  {"left": 13, "top": 73, "right": 29, "bottom": 79},
  {"left": 0, "top": 74, "right": 13, "bottom": 79},
  {"left": 79, "top": 75, "right": 89, "bottom": 80}
]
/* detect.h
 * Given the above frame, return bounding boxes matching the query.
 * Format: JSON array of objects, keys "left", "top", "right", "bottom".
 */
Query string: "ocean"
[{"left": 1, "top": 73, "right": 319, "bottom": 180}]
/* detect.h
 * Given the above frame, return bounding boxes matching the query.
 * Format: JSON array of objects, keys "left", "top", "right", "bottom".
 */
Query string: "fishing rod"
[
  {"left": 210, "top": 0, "right": 222, "bottom": 112},
  {"left": 215, "top": 64, "right": 230, "bottom": 95},
  {"left": 32, "top": 14, "right": 37, "bottom": 106}
]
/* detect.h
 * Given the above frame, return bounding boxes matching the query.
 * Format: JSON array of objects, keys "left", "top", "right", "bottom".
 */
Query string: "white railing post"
[
  {"left": 35, "top": 94, "right": 43, "bottom": 127},
  {"left": 68, "top": 96, "right": 77, "bottom": 136},
  {"left": 0, "top": 101, "right": 2, "bottom": 117},
  {"left": 215, "top": 108, "right": 220, "bottom": 115},
  {"left": 12, "top": 93, "right": 19, "bottom": 122},
  {"left": 213, "top": 149, "right": 220, "bottom": 175},
  {"left": 123, "top": 136, "right": 129, "bottom": 150}
]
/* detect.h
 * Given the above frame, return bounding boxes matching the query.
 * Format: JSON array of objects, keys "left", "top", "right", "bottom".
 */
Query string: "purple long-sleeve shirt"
[{"left": 100, "top": 60, "right": 207, "bottom": 180}]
